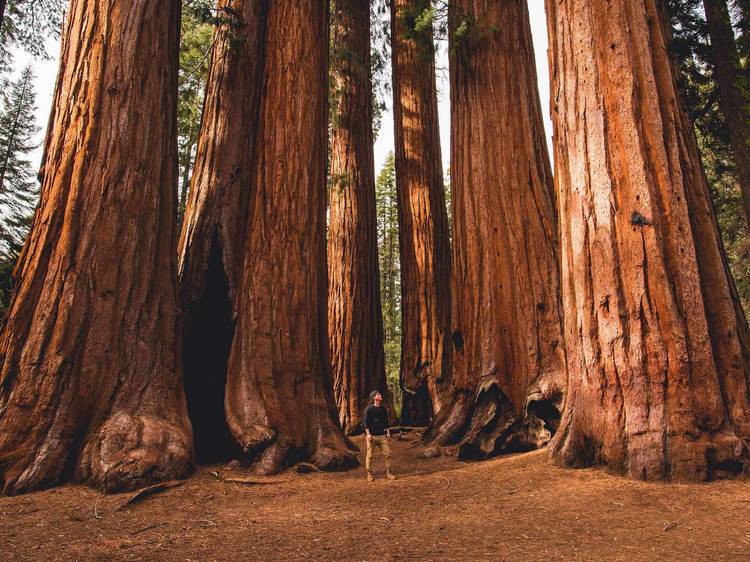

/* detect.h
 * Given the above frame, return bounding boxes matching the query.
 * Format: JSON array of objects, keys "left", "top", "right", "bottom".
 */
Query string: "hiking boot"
[
  {"left": 386, "top": 472, "right": 397, "bottom": 481},
  {"left": 367, "top": 472, "right": 375, "bottom": 482}
]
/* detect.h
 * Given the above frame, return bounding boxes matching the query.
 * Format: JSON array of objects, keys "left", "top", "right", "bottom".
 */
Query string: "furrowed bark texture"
[
  {"left": 224, "top": 0, "right": 357, "bottom": 474},
  {"left": 703, "top": 0, "right": 750, "bottom": 230},
  {"left": 328, "top": 0, "right": 392, "bottom": 433},
  {"left": 177, "top": 0, "right": 267, "bottom": 463},
  {"left": 424, "top": 0, "right": 567, "bottom": 459},
  {"left": 391, "top": 0, "right": 452, "bottom": 425},
  {"left": 0, "top": 1, "right": 192, "bottom": 494},
  {"left": 547, "top": 0, "right": 750, "bottom": 480}
]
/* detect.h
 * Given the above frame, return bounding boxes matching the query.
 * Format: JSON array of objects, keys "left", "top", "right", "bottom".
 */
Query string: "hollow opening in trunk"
[
  {"left": 183, "top": 238, "right": 241, "bottom": 464},
  {"left": 527, "top": 399, "right": 561, "bottom": 436}
]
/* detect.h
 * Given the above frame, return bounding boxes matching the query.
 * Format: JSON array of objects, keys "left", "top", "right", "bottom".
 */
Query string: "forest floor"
[{"left": 1, "top": 432, "right": 750, "bottom": 561}]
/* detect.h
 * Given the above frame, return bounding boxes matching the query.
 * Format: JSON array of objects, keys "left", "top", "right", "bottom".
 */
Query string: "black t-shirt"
[{"left": 363, "top": 404, "right": 389, "bottom": 436}]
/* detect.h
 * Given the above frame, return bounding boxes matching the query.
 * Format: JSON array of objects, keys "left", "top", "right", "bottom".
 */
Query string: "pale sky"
[{"left": 12, "top": 0, "right": 552, "bottom": 178}]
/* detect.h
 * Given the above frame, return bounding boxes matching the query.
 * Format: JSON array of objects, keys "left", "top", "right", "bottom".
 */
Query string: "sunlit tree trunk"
[
  {"left": 391, "top": 0, "right": 452, "bottom": 425},
  {"left": 177, "top": 0, "right": 267, "bottom": 464},
  {"left": 0, "top": 0, "right": 191, "bottom": 494},
  {"left": 328, "top": 0, "right": 392, "bottom": 433},
  {"left": 224, "top": 0, "right": 357, "bottom": 474},
  {"left": 424, "top": 0, "right": 567, "bottom": 459},
  {"left": 547, "top": 0, "right": 750, "bottom": 480}
]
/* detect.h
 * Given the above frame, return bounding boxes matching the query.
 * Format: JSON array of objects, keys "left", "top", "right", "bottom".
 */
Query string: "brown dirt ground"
[{"left": 2, "top": 433, "right": 750, "bottom": 561}]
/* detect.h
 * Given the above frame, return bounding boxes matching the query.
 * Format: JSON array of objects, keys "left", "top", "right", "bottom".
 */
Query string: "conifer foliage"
[{"left": 0, "top": 65, "right": 38, "bottom": 259}]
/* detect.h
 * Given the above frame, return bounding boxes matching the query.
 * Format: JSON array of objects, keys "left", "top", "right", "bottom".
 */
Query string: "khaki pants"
[{"left": 366, "top": 435, "right": 391, "bottom": 473}]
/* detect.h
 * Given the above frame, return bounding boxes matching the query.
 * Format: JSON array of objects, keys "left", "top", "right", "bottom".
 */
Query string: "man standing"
[{"left": 363, "top": 390, "right": 396, "bottom": 482}]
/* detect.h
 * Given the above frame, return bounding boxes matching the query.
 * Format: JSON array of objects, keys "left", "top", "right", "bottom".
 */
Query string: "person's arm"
[{"left": 364, "top": 407, "right": 372, "bottom": 440}]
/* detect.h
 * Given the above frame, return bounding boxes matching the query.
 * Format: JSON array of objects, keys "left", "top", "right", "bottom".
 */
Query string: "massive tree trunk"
[
  {"left": 177, "top": 0, "right": 267, "bottom": 464},
  {"left": 223, "top": 0, "right": 357, "bottom": 474},
  {"left": 547, "top": 0, "right": 750, "bottom": 480},
  {"left": 328, "top": 0, "right": 392, "bottom": 433},
  {"left": 0, "top": 0, "right": 192, "bottom": 494},
  {"left": 703, "top": 0, "right": 750, "bottom": 230},
  {"left": 423, "top": 0, "right": 566, "bottom": 459},
  {"left": 390, "top": 0, "right": 452, "bottom": 426}
]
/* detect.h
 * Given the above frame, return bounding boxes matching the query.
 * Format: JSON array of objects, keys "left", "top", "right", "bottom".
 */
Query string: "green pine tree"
[
  {"left": 177, "top": 5, "right": 214, "bottom": 223},
  {"left": 375, "top": 151, "right": 402, "bottom": 413},
  {"left": 0, "top": 65, "right": 38, "bottom": 257},
  {"left": 0, "top": 65, "right": 39, "bottom": 318},
  {"left": 0, "top": 0, "right": 64, "bottom": 65}
]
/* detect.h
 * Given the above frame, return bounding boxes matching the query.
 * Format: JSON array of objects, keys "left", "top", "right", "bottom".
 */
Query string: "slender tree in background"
[
  {"left": 0, "top": 66, "right": 38, "bottom": 259},
  {"left": 0, "top": 0, "right": 192, "bottom": 494},
  {"left": 390, "top": 0, "right": 452, "bottom": 426},
  {"left": 328, "top": 0, "right": 392, "bottom": 433},
  {"left": 702, "top": 0, "right": 750, "bottom": 229},
  {"left": 376, "top": 152, "right": 403, "bottom": 412},
  {"left": 547, "top": 0, "right": 750, "bottom": 480},
  {"left": 666, "top": 0, "right": 750, "bottom": 310},
  {"left": 178, "top": 0, "right": 267, "bottom": 464},
  {"left": 177, "top": 8, "right": 214, "bottom": 221},
  {"left": 423, "top": 0, "right": 566, "bottom": 459},
  {"left": 224, "top": 0, "right": 357, "bottom": 474}
]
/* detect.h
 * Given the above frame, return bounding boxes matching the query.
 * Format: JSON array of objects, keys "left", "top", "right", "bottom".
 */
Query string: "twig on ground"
[
  {"left": 131, "top": 523, "right": 168, "bottom": 535},
  {"left": 663, "top": 521, "right": 679, "bottom": 532},
  {"left": 115, "top": 480, "right": 184, "bottom": 511},
  {"left": 222, "top": 477, "right": 288, "bottom": 486},
  {"left": 93, "top": 500, "right": 102, "bottom": 520}
]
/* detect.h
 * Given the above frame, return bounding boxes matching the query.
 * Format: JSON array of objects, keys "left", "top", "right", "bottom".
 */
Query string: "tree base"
[
  {"left": 232, "top": 423, "right": 359, "bottom": 476},
  {"left": 551, "top": 419, "right": 748, "bottom": 481},
  {"left": 423, "top": 385, "right": 561, "bottom": 461},
  {"left": 1, "top": 412, "right": 193, "bottom": 495}
]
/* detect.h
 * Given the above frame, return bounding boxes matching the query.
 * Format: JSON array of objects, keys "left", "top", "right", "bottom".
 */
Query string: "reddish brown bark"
[
  {"left": 328, "top": 0, "right": 392, "bottom": 433},
  {"left": 390, "top": 0, "right": 452, "bottom": 425},
  {"left": 423, "top": 0, "right": 567, "bottom": 459},
  {"left": 547, "top": 0, "right": 750, "bottom": 480},
  {"left": 177, "top": 0, "right": 267, "bottom": 463},
  {"left": 702, "top": 0, "right": 750, "bottom": 230},
  {"left": 0, "top": 0, "right": 191, "bottom": 494},
  {"left": 223, "top": 0, "right": 357, "bottom": 474}
]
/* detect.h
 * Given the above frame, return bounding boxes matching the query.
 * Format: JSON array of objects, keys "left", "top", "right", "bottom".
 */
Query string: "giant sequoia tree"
[
  {"left": 0, "top": 0, "right": 192, "bottom": 494},
  {"left": 223, "top": 0, "right": 357, "bottom": 474},
  {"left": 391, "top": 0, "right": 452, "bottom": 425},
  {"left": 177, "top": 0, "right": 267, "bottom": 463},
  {"left": 327, "top": 0, "right": 392, "bottom": 433},
  {"left": 547, "top": 0, "right": 750, "bottom": 480},
  {"left": 424, "top": 0, "right": 567, "bottom": 459}
]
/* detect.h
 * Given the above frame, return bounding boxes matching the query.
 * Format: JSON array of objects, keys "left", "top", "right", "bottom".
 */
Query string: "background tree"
[
  {"left": 223, "top": 0, "right": 357, "bottom": 474},
  {"left": 0, "top": 0, "right": 64, "bottom": 65},
  {"left": 375, "top": 152, "right": 402, "bottom": 413},
  {"left": 547, "top": 0, "right": 750, "bottom": 480},
  {"left": 328, "top": 0, "right": 392, "bottom": 433},
  {"left": 178, "top": 0, "right": 266, "bottom": 464},
  {"left": 702, "top": 0, "right": 750, "bottom": 230},
  {"left": 424, "top": 0, "right": 567, "bottom": 459},
  {"left": 0, "top": 65, "right": 37, "bottom": 319},
  {"left": 0, "top": 66, "right": 38, "bottom": 259},
  {"left": 0, "top": 0, "right": 192, "bottom": 494},
  {"left": 177, "top": 6, "right": 214, "bottom": 222},
  {"left": 390, "top": 0, "right": 452, "bottom": 426},
  {"left": 667, "top": 0, "right": 750, "bottom": 309}
]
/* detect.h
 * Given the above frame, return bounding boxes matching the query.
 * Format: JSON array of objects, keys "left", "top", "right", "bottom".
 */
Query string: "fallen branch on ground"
[{"left": 115, "top": 480, "right": 184, "bottom": 511}]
